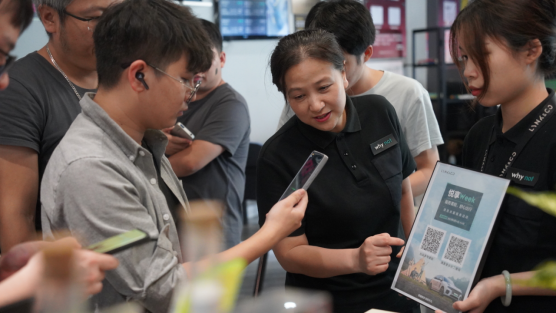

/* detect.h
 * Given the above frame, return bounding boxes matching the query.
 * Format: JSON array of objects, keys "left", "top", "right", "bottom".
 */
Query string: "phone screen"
[
  {"left": 86, "top": 229, "right": 150, "bottom": 254},
  {"left": 280, "top": 151, "right": 328, "bottom": 201}
]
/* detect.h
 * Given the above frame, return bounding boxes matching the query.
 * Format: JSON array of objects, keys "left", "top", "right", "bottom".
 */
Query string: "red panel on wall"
[{"left": 365, "top": 0, "right": 406, "bottom": 59}]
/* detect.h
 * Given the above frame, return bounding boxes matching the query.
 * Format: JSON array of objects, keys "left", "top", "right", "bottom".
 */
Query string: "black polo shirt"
[
  {"left": 462, "top": 89, "right": 556, "bottom": 312},
  {"left": 257, "top": 95, "right": 416, "bottom": 313}
]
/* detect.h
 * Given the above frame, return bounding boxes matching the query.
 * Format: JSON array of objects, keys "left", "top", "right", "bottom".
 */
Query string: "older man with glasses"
[
  {"left": 0, "top": 0, "right": 122, "bottom": 252},
  {"left": 0, "top": 1, "right": 120, "bottom": 311}
]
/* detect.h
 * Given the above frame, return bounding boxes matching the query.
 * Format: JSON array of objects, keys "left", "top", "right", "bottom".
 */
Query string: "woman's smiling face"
[{"left": 285, "top": 57, "right": 349, "bottom": 133}]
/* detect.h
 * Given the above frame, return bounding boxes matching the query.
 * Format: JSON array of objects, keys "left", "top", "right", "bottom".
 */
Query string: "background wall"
[
  {"left": 12, "top": 0, "right": 428, "bottom": 145},
  {"left": 222, "top": 39, "right": 284, "bottom": 144}
]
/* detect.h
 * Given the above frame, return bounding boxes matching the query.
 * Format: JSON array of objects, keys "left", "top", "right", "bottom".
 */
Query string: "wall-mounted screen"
[{"left": 217, "top": 0, "right": 290, "bottom": 39}]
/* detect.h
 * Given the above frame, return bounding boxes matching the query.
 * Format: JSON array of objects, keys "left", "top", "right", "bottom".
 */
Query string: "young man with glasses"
[
  {"left": 0, "top": 0, "right": 122, "bottom": 252},
  {"left": 165, "top": 19, "right": 251, "bottom": 249},
  {"left": 40, "top": 1, "right": 307, "bottom": 311}
]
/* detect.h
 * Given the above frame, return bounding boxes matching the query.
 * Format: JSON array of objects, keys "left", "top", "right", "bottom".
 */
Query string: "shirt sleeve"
[
  {"left": 0, "top": 77, "right": 44, "bottom": 152},
  {"left": 387, "top": 102, "right": 417, "bottom": 179},
  {"left": 276, "top": 103, "right": 295, "bottom": 131},
  {"left": 42, "top": 158, "right": 187, "bottom": 313},
  {"left": 256, "top": 144, "right": 306, "bottom": 236},
  {"left": 418, "top": 84, "right": 444, "bottom": 147},
  {"left": 193, "top": 98, "right": 250, "bottom": 156},
  {"left": 401, "top": 83, "right": 443, "bottom": 157}
]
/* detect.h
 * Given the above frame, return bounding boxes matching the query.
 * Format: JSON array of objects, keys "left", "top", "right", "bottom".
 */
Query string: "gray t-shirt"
[
  {"left": 177, "top": 83, "right": 251, "bottom": 249},
  {"left": 277, "top": 71, "right": 444, "bottom": 157},
  {"left": 0, "top": 52, "right": 95, "bottom": 230}
]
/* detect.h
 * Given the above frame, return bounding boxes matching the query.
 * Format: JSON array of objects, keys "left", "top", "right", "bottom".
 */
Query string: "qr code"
[
  {"left": 419, "top": 225, "right": 446, "bottom": 256},
  {"left": 442, "top": 234, "right": 472, "bottom": 266}
]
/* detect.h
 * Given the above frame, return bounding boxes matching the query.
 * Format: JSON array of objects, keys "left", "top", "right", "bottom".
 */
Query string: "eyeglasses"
[
  {"left": 63, "top": 10, "right": 101, "bottom": 32},
  {"left": 148, "top": 64, "right": 202, "bottom": 103},
  {"left": 0, "top": 48, "right": 16, "bottom": 78},
  {"left": 121, "top": 62, "right": 202, "bottom": 104}
]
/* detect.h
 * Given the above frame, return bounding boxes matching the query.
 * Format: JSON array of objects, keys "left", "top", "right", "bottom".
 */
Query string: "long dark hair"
[
  {"left": 270, "top": 29, "right": 345, "bottom": 99},
  {"left": 450, "top": 0, "right": 556, "bottom": 100}
]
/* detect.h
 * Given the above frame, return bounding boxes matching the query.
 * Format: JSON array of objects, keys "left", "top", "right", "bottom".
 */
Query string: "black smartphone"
[
  {"left": 86, "top": 229, "right": 152, "bottom": 254},
  {"left": 170, "top": 122, "right": 195, "bottom": 141},
  {"left": 279, "top": 151, "right": 328, "bottom": 201}
]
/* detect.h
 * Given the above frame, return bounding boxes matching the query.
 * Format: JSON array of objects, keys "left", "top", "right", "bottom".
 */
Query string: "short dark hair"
[
  {"left": 200, "top": 19, "right": 222, "bottom": 53},
  {"left": 305, "top": 0, "right": 375, "bottom": 59},
  {"left": 1, "top": 0, "right": 34, "bottom": 32},
  {"left": 94, "top": 0, "right": 213, "bottom": 90},
  {"left": 450, "top": 0, "right": 556, "bottom": 101},
  {"left": 33, "top": 0, "right": 73, "bottom": 37},
  {"left": 270, "top": 29, "right": 345, "bottom": 99}
]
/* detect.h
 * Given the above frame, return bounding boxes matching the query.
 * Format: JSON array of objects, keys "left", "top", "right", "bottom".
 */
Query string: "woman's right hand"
[
  {"left": 263, "top": 189, "right": 308, "bottom": 240},
  {"left": 356, "top": 233, "right": 404, "bottom": 275}
]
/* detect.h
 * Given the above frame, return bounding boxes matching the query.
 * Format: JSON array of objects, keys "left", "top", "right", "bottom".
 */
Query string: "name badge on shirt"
[
  {"left": 370, "top": 134, "right": 398, "bottom": 155},
  {"left": 506, "top": 167, "right": 540, "bottom": 187}
]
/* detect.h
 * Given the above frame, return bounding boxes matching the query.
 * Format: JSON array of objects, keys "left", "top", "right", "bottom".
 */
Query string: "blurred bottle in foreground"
[
  {"left": 35, "top": 244, "right": 85, "bottom": 313},
  {"left": 170, "top": 200, "right": 246, "bottom": 313}
]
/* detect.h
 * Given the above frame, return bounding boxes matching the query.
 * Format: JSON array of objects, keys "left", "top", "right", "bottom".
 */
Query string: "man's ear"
[
  {"left": 127, "top": 60, "right": 149, "bottom": 92},
  {"left": 37, "top": 5, "right": 60, "bottom": 36},
  {"left": 219, "top": 51, "right": 226, "bottom": 68},
  {"left": 363, "top": 45, "right": 374, "bottom": 63}
]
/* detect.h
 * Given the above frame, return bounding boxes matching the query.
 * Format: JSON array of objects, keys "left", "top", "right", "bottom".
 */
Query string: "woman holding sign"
[
  {"left": 256, "top": 29, "right": 417, "bottom": 313},
  {"left": 437, "top": 0, "right": 556, "bottom": 312}
]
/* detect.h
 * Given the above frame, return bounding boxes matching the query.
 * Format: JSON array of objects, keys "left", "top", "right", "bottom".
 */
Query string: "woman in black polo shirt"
[
  {"left": 257, "top": 29, "right": 417, "bottom": 313},
  {"left": 441, "top": 0, "right": 556, "bottom": 312}
]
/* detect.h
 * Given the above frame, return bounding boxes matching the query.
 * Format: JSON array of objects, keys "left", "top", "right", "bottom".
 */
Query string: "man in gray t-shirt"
[{"left": 165, "top": 20, "right": 250, "bottom": 249}]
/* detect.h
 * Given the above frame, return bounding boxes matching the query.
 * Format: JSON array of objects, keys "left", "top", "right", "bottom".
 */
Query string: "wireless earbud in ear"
[{"left": 135, "top": 72, "right": 149, "bottom": 90}]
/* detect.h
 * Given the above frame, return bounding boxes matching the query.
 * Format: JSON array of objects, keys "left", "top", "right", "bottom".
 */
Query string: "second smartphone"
[
  {"left": 280, "top": 151, "right": 328, "bottom": 201},
  {"left": 170, "top": 122, "right": 195, "bottom": 141}
]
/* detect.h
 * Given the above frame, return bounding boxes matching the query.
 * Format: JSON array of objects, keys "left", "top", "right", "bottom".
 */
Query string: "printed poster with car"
[{"left": 391, "top": 162, "right": 509, "bottom": 313}]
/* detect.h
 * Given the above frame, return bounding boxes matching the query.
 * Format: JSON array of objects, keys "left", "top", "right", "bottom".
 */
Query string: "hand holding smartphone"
[
  {"left": 280, "top": 151, "right": 328, "bottom": 201},
  {"left": 170, "top": 122, "right": 195, "bottom": 141}
]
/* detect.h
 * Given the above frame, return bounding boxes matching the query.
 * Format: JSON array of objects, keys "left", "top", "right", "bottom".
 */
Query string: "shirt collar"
[
  {"left": 494, "top": 88, "right": 555, "bottom": 144},
  {"left": 297, "top": 95, "right": 362, "bottom": 149},
  {"left": 80, "top": 92, "right": 169, "bottom": 162}
]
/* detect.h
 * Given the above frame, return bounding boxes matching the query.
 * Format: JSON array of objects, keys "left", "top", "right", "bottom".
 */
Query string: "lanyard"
[{"left": 480, "top": 99, "right": 556, "bottom": 176}]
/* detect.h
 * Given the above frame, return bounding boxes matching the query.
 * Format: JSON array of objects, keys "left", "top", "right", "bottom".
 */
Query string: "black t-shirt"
[
  {"left": 0, "top": 52, "right": 95, "bottom": 230},
  {"left": 257, "top": 95, "right": 416, "bottom": 313},
  {"left": 462, "top": 89, "right": 556, "bottom": 312}
]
